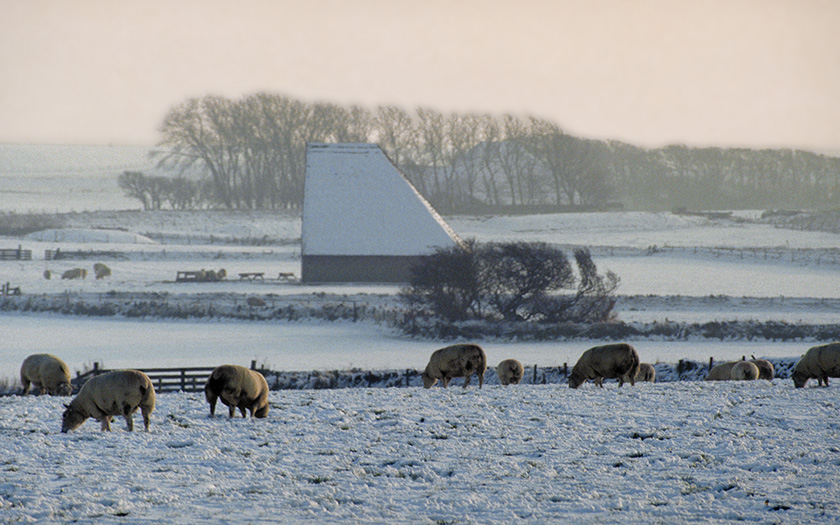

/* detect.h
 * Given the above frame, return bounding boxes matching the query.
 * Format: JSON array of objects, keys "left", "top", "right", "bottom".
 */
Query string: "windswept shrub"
[{"left": 401, "top": 241, "right": 619, "bottom": 326}]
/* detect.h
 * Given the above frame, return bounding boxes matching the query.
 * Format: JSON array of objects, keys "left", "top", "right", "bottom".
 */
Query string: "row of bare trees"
[
  {"left": 153, "top": 93, "right": 608, "bottom": 212},
  {"left": 148, "top": 92, "right": 840, "bottom": 212}
]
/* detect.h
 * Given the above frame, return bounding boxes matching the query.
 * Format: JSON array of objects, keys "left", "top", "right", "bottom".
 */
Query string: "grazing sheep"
[
  {"left": 568, "top": 343, "right": 640, "bottom": 389},
  {"left": 61, "top": 370, "right": 155, "bottom": 432},
  {"left": 20, "top": 353, "right": 72, "bottom": 396},
  {"left": 569, "top": 343, "right": 639, "bottom": 388},
  {"left": 216, "top": 269, "right": 227, "bottom": 280},
  {"left": 422, "top": 344, "right": 487, "bottom": 389},
  {"left": 792, "top": 342, "right": 840, "bottom": 388},
  {"left": 496, "top": 359, "right": 524, "bottom": 386},
  {"left": 93, "top": 263, "right": 111, "bottom": 279},
  {"left": 750, "top": 359, "right": 774, "bottom": 380},
  {"left": 730, "top": 360, "right": 760, "bottom": 380},
  {"left": 61, "top": 268, "right": 87, "bottom": 280},
  {"left": 246, "top": 296, "right": 267, "bottom": 307},
  {"left": 43, "top": 270, "right": 51, "bottom": 280},
  {"left": 704, "top": 361, "right": 738, "bottom": 381},
  {"left": 205, "top": 365, "right": 269, "bottom": 418},
  {"left": 635, "top": 362, "right": 656, "bottom": 383}
]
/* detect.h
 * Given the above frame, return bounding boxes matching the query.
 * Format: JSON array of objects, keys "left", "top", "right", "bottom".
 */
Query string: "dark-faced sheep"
[
  {"left": 61, "top": 370, "right": 155, "bottom": 432},
  {"left": 496, "top": 359, "right": 524, "bottom": 385},
  {"left": 422, "top": 344, "right": 487, "bottom": 389},
  {"left": 205, "top": 365, "right": 269, "bottom": 418},
  {"left": 568, "top": 343, "right": 640, "bottom": 389},
  {"left": 750, "top": 359, "right": 774, "bottom": 380},
  {"left": 20, "top": 353, "right": 72, "bottom": 396},
  {"left": 730, "top": 360, "right": 760, "bottom": 380},
  {"left": 93, "top": 263, "right": 111, "bottom": 279},
  {"left": 635, "top": 362, "right": 656, "bottom": 383},
  {"left": 793, "top": 342, "right": 840, "bottom": 388}
]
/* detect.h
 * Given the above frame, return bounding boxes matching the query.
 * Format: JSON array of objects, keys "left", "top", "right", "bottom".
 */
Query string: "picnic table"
[{"left": 238, "top": 272, "right": 265, "bottom": 281}]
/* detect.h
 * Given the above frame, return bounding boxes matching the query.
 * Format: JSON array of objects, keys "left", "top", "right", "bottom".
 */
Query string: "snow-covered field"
[
  {"left": 3, "top": 381, "right": 839, "bottom": 523},
  {"left": 2, "top": 145, "right": 840, "bottom": 523}
]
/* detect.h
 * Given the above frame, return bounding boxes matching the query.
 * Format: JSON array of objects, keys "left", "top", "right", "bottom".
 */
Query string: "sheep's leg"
[
  {"left": 124, "top": 414, "right": 134, "bottom": 432},
  {"left": 462, "top": 374, "right": 472, "bottom": 388},
  {"left": 207, "top": 394, "right": 218, "bottom": 417},
  {"left": 101, "top": 416, "right": 112, "bottom": 431},
  {"left": 141, "top": 407, "right": 151, "bottom": 431},
  {"left": 442, "top": 377, "right": 450, "bottom": 388},
  {"left": 21, "top": 378, "right": 30, "bottom": 395},
  {"left": 228, "top": 404, "right": 236, "bottom": 418}
]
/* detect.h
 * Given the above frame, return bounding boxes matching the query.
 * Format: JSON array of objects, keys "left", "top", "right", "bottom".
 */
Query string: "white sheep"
[
  {"left": 704, "top": 361, "right": 738, "bottom": 381},
  {"left": 422, "top": 344, "right": 487, "bottom": 389},
  {"left": 635, "top": 362, "right": 656, "bottom": 383},
  {"left": 730, "top": 360, "right": 760, "bottom": 380},
  {"left": 750, "top": 359, "right": 775, "bottom": 380},
  {"left": 93, "top": 263, "right": 111, "bottom": 279},
  {"left": 20, "top": 353, "right": 72, "bottom": 396},
  {"left": 568, "top": 343, "right": 640, "bottom": 389},
  {"left": 61, "top": 370, "right": 155, "bottom": 432},
  {"left": 792, "top": 342, "right": 840, "bottom": 388},
  {"left": 496, "top": 359, "right": 524, "bottom": 386},
  {"left": 61, "top": 268, "right": 87, "bottom": 280},
  {"left": 205, "top": 365, "right": 269, "bottom": 418}
]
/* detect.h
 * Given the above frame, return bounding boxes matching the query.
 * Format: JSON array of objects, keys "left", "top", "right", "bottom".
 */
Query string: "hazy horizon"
[{"left": 2, "top": 0, "right": 839, "bottom": 153}]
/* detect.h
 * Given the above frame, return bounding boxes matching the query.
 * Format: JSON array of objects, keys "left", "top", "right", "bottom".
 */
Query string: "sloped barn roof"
[{"left": 302, "top": 143, "right": 463, "bottom": 258}]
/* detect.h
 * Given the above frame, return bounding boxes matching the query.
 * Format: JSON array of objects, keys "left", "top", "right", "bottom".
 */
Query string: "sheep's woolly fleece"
[{"left": 2, "top": 381, "right": 839, "bottom": 523}]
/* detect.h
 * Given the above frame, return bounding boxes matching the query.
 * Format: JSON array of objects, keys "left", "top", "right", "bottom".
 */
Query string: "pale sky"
[{"left": 1, "top": 0, "right": 839, "bottom": 152}]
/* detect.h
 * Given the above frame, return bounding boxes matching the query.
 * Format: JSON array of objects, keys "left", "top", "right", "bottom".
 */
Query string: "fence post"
[
  {"left": 180, "top": 369, "right": 186, "bottom": 391},
  {"left": 533, "top": 364, "right": 538, "bottom": 384},
  {"left": 709, "top": 357, "right": 714, "bottom": 371},
  {"left": 251, "top": 360, "right": 257, "bottom": 370}
]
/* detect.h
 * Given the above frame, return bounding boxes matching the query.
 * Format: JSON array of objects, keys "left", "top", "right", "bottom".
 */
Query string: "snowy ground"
[
  {"left": 2, "top": 381, "right": 839, "bottom": 523},
  {"left": 3, "top": 146, "right": 840, "bottom": 522}
]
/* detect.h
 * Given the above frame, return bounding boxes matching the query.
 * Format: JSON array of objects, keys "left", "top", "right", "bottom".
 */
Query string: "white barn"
[{"left": 301, "top": 143, "right": 464, "bottom": 283}]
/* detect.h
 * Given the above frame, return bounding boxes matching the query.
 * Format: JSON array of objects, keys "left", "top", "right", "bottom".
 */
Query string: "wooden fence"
[
  {"left": 0, "top": 246, "right": 32, "bottom": 261},
  {"left": 72, "top": 361, "right": 272, "bottom": 394}
]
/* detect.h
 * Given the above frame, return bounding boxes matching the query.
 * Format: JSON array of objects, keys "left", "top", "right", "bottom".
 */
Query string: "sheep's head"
[
  {"left": 568, "top": 373, "right": 585, "bottom": 389},
  {"left": 60, "top": 404, "right": 86, "bottom": 433},
  {"left": 254, "top": 405, "right": 269, "bottom": 418},
  {"left": 421, "top": 372, "right": 437, "bottom": 389},
  {"left": 792, "top": 370, "right": 808, "bottom": 388},
  {"left": 55, "top": 382, "right": 73, "bottom": 397}
]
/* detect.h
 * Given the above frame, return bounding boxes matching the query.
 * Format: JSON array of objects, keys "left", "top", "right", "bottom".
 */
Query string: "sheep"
[
  {"left": 422, "top": 343, "right": 487, "bottom": 389},
  {"left": 93, "top": 263, "right": 111, "bottom": 279},
  {"left": 205, "top": 365, "right": 269, "bottom": 418},
  {"left": 568, "top": 343, "right": 640, "bottom": 389},
  {"left": 792, "top": 342, "right": 840, "bottom": 388},
  {"left": 730, "top": 360, "right": 760, "bottom": 380},
  {"left": 43, "top": 270, "right": 51, "bottom": 280},
  {"left": 20, "top": 353, "right": 72, "bottom": 396},
  {"left": 635, "top": 362, "right": 656, "bottom": 383},
  {"left": 704, "top": 361, "right": 738, "bottom": 381},
  {"left": 61, "top": 370, "right": 155, "bottom": 432},
  {"left": 750, "top": 359, "right": 775, "bottom": 380},
  {"left": 246, "top": 296, "right": 267, "bottom": 307},
  {"left": 61, "top": 268, "right": 87, "bottom": 280},
  {"left": 496, "top": 359, "right": 524, "bottom": 385}
]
